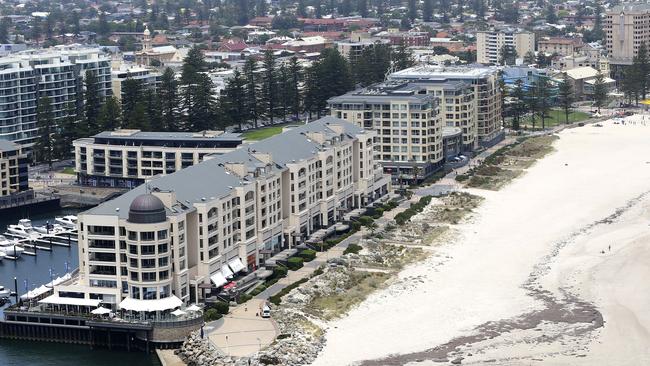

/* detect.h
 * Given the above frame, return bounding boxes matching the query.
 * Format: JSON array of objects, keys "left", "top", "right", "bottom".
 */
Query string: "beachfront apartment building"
[
  {"left": 111, "top": 66, "right": 162, "bottom": 101},
  {"left": 328, "top": 81, "right": 445, "bottom": 182},
  {"left": 604, "top": 3, "right": 650, "bottom": 78},
  {"left": 389, "top": 65, "right": 503, "bottom": 148},
  {"left": 56, "top": 117, "right": 390, "bottom": 310},
  {"left": 476, "top": 30, "right": 535, "bottom": 65},
  {"left": 0, "top": 140, "right": 28, "bottom": 197},
  {"left": 73, "top": 129, "right": 243, "bottom": 188},
  {"left": 0, "top": 46, "right": 111, "bottom": 147}
]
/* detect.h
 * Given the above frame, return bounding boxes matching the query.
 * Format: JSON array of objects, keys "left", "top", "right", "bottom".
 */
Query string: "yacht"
[
  {"left": 33, "top": 223, "right": 68, "bottom": 235},
  {"left": 0, "top": 285, "right": 10, "bottom": 297},
  {"left": 0, "top": 236, "right": 24, "bottom": 257},
  {"left": 55, "top": 215, "right": 78, "bottom": 230},
  {"left": 7, "top": 219, "right": 41, "bottom": 240}
]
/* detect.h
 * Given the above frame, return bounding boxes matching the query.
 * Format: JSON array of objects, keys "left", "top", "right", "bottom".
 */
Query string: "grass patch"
[
  {"left": 307, "top": 271, "right": 390, "bottom": 320},
  {"left": 520, "top": 109, "right": 590, "bottom": 130},
  {"left": 60, "top": 167, "right": 75, "bottom": 175},
  {"left": 241, "top": 123, "right": 295, "bottom": 140}
]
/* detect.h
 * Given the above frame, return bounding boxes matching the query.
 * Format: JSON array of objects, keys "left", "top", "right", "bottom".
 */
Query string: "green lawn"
[
  {"left": 520, "top": 109, "right": 590, "bottom": 129},
  {"left": 60, "top": 167, "right": 76, "bottom": 175},
  {"left": 241, "top": 123, "right": 296, "bottom": 141}
]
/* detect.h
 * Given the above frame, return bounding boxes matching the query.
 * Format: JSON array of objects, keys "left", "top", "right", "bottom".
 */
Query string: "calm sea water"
[{"left": 0, "top": 207, "right": 160, "bottom": 366}]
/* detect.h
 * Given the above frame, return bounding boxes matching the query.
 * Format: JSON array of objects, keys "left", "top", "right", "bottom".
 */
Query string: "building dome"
[{"left": 128, "top": 194, "right": 166, "bottom": 224}]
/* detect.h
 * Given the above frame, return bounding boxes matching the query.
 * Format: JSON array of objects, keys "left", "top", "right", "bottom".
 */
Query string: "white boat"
[
  {"left": 0, "top": 251, "right": 5, "bottom": 261},
  {"left": 7, "top": 219, "right": 41, "bottom": 240},
  {"left": 33, "top": 223, "right": 68, "bottom": 235},
  {"left": 55, "top": 215, "right": 78, "bottom": 229},
  {"left": 0, "top": 236, "right": 24, "bottom": 257},
  {"left": 0, "top": 285, "right": 10, "bottom": 297}
]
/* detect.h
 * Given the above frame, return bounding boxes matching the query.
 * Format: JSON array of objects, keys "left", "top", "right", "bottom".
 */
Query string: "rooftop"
[
  {"left": 389, "top": 65, "right": 499, "bottom": 80},
  {"left": 93, "top": 130, "right": 242, "bottom": 143}
]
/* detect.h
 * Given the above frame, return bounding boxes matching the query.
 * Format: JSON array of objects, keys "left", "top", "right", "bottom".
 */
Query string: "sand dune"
[{"left": 312, "top": 117, "right": 650, "bottom": 365}]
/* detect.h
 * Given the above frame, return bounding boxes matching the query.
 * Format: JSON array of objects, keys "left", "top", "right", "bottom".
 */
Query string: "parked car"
[{"left": 261, "top": 304, "right": 271, "bottom": 318}]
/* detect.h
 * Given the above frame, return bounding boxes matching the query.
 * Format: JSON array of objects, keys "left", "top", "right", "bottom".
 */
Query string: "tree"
[
  {"left": 358, "top": 0, "right": 368, "bottom": 17},
  {"left": 54, "top": 102, "right": 78, "bottom": 160},
  {"left": 408, "top": 0, "right": 417, "bottom": 22},
  {"left": 545, "top": 4, "right": 558, "bottom": 24},
  {"left": 303, "top": 49, "right": 353, "bottom": 117},
  {"left": 278, "top": 64, "right": 291, "bottom": 122},
  {"left": 633, "top": 42, "right": 649, "bottom": 100},
  {"left": 593, "top": 72, "right": 608, "bottom": 113},
  {"left": 511, "top": 79, "right": 526, "bottom": 130},
  {"left": 288, "top": 57, "right": 302, "bottom": 120},
  {"left": 393, "top": 42, "right": 414, "bottom": 71},
  {"left": 222, "top": 70, "right": 247, "bottom": 131},
  {"left": 499, "top": 45, "right": 517, "bottom": 66},
  {"left": 352, "top": 42, "right": 392, "bottom": 86},
  {"left": 84, "top": 70, "right": 102, "bottom": 136},
  {"left": 145, "top": 89, "right": 163, "bottom": 130},
  {"left": 423, "top": 0, "right": 434, "bottom": 22},
  {"left": 260, "top": 50, "right": 278, "bottom": 124},
  {"left": 523, "top": 51, "right": 536, "bottom": 65},
  {"left": 534, "top": 76, "right": 552, "bottom": 129},
  {"left": 622, "top": 65, "right": 641, "bottom": 105},
  {"left": 35, "top": 96, "right": 55, "bottom": 167},
  {"left": 121, "top": 78, "right": 143, "bottom": 128},
  {"left": 243, "top": 56, "right": 261, "bottom": 127},
  {"left": 557, "top": 73, "right": 574, "bottom": 124},
  {"left": 97, "top": 96, "right": 122, "bottom": 131},
  {"left": 159, "top": 67, "right": 180, "bottom": 131}
]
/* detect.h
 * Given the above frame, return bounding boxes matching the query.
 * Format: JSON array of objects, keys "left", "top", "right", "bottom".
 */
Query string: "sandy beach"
[{"left": 312, "top": 116, "right": 650, "bottom": 365}]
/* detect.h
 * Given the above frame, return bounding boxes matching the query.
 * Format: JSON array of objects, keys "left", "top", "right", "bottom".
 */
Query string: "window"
[
  {"left": 131, "top": 286, "right": 140, "bottom": 299},
  {"left": 141, "top": 245, "right": 155, "bottom": 255},
  {"left": 140, "top": 232, "right": 155, "bottom": 241},
  {"left": 128, "top": 231, "right": 137, "bottom": 240},
  {"left": 142, "top": 272, "right": 157, "bottom": 282},
  {"left": 157, "top": 230, "right": 168, "bottom": 239},
  {"left": 158, "top": 256, "right": 169, "bottom": 267},
  {"left": 141, "top": 258, "right": 156, "bottom": 268},
  {"left": 158, "top": 243, "right": 168, "bottom": 253}
]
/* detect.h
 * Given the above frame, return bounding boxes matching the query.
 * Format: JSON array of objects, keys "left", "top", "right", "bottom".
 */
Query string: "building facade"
[
  {"left": 73, "top": 129, "right": 243, "bottom": 188},
  {"left": 537, "top": 37, "right": 584, "bottom": 56},
  {"left": 0, "top": 46, "right": 111, "bottom": 147},
  {"left": 0, "top": 140, "right": 28, "bottom": 196},
  {"left": 604, "top": 3, "right": 650, "bottom": 69},
  {"left": 389, "top": 65, "right": 503, "bottom": 148},
  {"left": 328, "top": 81, "right": 444, "bottom": 182},
  {"left": 476, "top": 30, "right": 535, "bottom": 65},
  {"left": 111, "top": 66, "right": 162, "bottom": 101},
  {"left": 58, "top": 118, "right": 390, "bottom": 309}
]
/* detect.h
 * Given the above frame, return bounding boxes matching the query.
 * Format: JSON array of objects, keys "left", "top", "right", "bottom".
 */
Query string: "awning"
[
  {"left": 228, "top": 258, "right": 246, "bottom": 273},
  {"left": 39, "top": 295, "right": 101, "bottom": 307},
  {"left": 21, "top": 285, "right": 50, "bottom": 300},
  {"left": 186, "top": 304, "right": 202, "bottom": 312},
  {"left": 171, "top": 309, "right": 186, "bottom": 316},
  {"left": 118, "top": 295, "right": 182, "bottom": 312},
  {"left": 210, "top": 272, "right": 228, "bottom": 287},
  {"left": 91, "top": 307, "right": 112, "bottom": 315},
  {"left": 221, "top": 264, "right": 234, "bottom": 278}
]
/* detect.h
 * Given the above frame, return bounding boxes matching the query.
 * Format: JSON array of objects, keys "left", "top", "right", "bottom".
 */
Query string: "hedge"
[
  {"left": 250, "top": 284, "right": 267, "bottom": 296},
  {"left": 237, "top": 293, "right": 253, "bottom": 304},
  {"left": 358, "top": 215, "right": 374, "bottom": 227},
  {"left": 204, "top": 309, "right": 223, "bottom": 322},
  {"left": 343, "top": 243, "right": 362, "bottom": 255},
  {"left": 273, "top": 266, "right": 288, "bottom": 279},
  {"left": 211, "top": 301, "right": 230, "bottom": 315},
  {"left": 287, "top": 256, "right": 304, "bottom": 270},
  {"left": 269, "top": 278, "right": 309, "bottom": 306},
  {"left": 394, "top": 195, "right": 433, "bottom": 225},
  {"left": 299, "top": 249, "right": 317, "bottom": 262}
]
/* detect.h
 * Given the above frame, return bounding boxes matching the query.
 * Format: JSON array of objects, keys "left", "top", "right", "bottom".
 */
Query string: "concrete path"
[{"left": 156, "top": 349, "right": 186, "bottom": 366}]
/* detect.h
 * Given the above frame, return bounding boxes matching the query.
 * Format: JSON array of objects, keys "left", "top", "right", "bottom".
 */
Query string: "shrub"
[
  {"left": 250, "top": 284, "right": 268, "bottom": 296},
  {"left": 269, "top": 278, "right": 309, "bottom": 306},
  {"left": 351, "top": 221, "right": 361, "bottom": 231},
  {"left": 212, "top": 301, "right": 230, "bottom": 315},
  {"left": 204, "top": 309, "right": 223, "bottom": 322},
  {"left": 299, "top": 249, "right": 317, "bottom": 262},
  {"left": 358, "top": 215, "right": 374, "bottom": 227},
  {"left": 343, "top": 243, "right": 362, "bottom": 255},
  {"left": 273, "top": 266, "right": 288, "bottom": 279},
  {"left": 312, "top": 266, "right": 324, "bottom": 277},
  {"left": 372, "top": 207, "right": 384, "bottom": 219},
  {"left": 394, "top": 195, "right": 432, "bottom": 225},
  {"left": 287, "top": 256, "right": 304, "bottom": 270},
  {"left": 237, "top": 293, "right": 252, "bottom": 304}
]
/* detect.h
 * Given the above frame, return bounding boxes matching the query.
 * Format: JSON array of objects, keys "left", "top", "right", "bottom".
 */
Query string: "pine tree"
[
  {"left": 558, "top": 73, "right": 574, "bottom": 124},
  {"left": 84, "top": 70, "right": 102, "bottom": 136},
  {"left": 159, "top": 67, "right": 180, "bottom": 131},
  {"left": 261, "top": 50, "right": 278, "bottom": 124},
  {"left": 53, "top": 102, "right": 78, "bottom": 160},
  {"left": 499, "top": 45, "right": 517, "bottom": 66},
  {"left": 288, "top": 56, "right": 302, "bottom": 120},
  {"left": 423, "top": 0, "right": 433, "bottom": 22},
  {"left": 98, "top": 96, "right": 121, "bottom": 131},
  {"left": 535, "top": 76, "right": 552, "bottom": 129},
  {"left": 353, "top": 42, "right": 392, "bottom": 86},
  {"left": 358, "top": 0, "right": 368, "bottom": 17},
  {"left": 545, "top": 4, "right": 558, "bottom": 24},
  {"left": 297, "top": 0, "right": 307, "bottom": 17},
  {"left": 393, "top": 42, "right": 414, "bottom": 71},
  {"left": 222, "top": 70, "right": 247, "bottom": 131},
  {"left": 121, "top": 78, "right": 143, "bottom": 128},
  {"left": 145, "top": 89, "right": 163, "bottom": 130},
  {"left": 511, "top": 79, "right": 526, "bottom": 130},
  {"left": 408, "top": 0, "right": 417, "bottom": 22},
  {"left": 633, "top": 42, "right": 649, "bottom": 100},
  {"left": 593, "top": 72, "right": 608, "bottom": 113},
  {"left": 35, "top": 96, "right": 55, "bottom": 167},
  {"left": 622, "top": 65, "right": 641, "bottom": 105},
  {"left": 304, "top": 49, "right": 353, "bottom": 117},
  {"left": 523, "top": 51, "right": 536, "bottom": 65},
  {"left": 186, "top": 73, "right": 216, "bottom": 131},
  {"left": 243, "top": 56, "right": 260, "bottom": 127}
]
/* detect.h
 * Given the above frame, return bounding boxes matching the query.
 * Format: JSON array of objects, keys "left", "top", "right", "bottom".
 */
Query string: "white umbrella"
[
  {"left": 91, "top": 307, "right": 111, "bottom": 315},
  {"left": 171, "top": 309, "right": 186, "bottom": 316},
  {"left": 186, "top": 304, "right": 201, "bottom": 312}
]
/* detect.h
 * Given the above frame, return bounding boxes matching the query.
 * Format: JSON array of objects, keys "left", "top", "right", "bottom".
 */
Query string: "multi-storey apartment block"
[
  {"left": 0, "top": 46, "right": 111, "bottom": 147},
  {"left": 0, "top": 140, "right": 28, "bottom": 196},
  {"left": 111, "top": 66, "right": 162, "bottom": 101},
  {"left": 604, "top": 3, "right": 650, "bottom": 77},
  {"left": 73, "top": 129, "right": 243, "bottom": 188},
  {"left": 57, "top": 117, "right": 390, "bottom": 310},
  {"left": 476, "top": 29, "right": 535, "bottom": 65},
  {"left": 328, "top": 81, "right": 444, "bottom": 182},
  {"left": 389, "top": 65, "right": 503, "bottom": 148}
]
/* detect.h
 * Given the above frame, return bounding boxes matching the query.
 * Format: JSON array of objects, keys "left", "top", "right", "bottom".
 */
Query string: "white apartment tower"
[{"left": 476, "top": 30, "right": 535, "bottom": 65}]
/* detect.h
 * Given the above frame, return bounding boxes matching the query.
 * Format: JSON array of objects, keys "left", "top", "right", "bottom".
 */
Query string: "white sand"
[{"left": 312, "top": 117, "right": 650, "bottom": 366}]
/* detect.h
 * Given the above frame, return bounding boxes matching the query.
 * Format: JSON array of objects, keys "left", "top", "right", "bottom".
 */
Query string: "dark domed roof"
[{"left": 128, "top": 194, "right": 166, "bottom": 224}]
